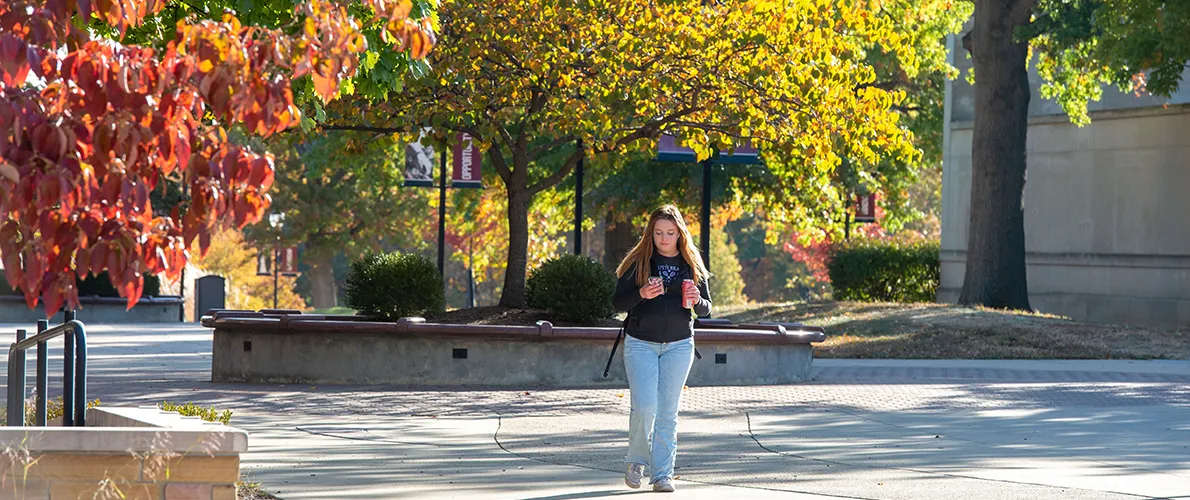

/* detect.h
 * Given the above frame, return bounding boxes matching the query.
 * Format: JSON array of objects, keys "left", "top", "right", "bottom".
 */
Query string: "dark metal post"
[
  {"left": 71, "top": 321, "right": 87, "bottom": 427},
  {"left": 63, "top": 310, "right": 75, "bottom": 427},
  {"left": 4, "top": 349, "right": 16, "bottom": 426},
  {"left": 574, "top": 139, "right": 584, "bottom": 255},
  {"left": 700, "top": 159, "right": 712, "bottom": 270},
  {"left": 438, "top": 139, "right": 448, "bottom": 275},
  {"left": 11, "top": 329, "right": 27, "bottom": 426},
  {"left": 468, "top": 237, "right": 476, "bottom": 308},
  {"left": 36, "top": 319, "right": 48, "bottom": 426},
  {"left": 272, "top": 240, "right": 280, "bottom": 309},
  {"left": 178, "top": 267, "right": 186, "bottom": 322}
]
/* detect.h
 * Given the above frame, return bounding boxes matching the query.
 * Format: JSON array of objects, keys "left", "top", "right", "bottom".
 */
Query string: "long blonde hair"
[{"left": 615, "top": 205, "right": 711, "bottom": 286}]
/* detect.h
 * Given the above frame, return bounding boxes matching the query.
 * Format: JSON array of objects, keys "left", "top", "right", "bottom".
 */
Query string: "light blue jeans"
[{"left": 623, "top": 334, "right": 695, "bottom": 483}]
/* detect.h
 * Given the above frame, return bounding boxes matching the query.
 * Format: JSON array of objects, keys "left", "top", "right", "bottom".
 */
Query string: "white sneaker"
[
  {"left": 624, "top": 463, "right": 646, "bottom": 489},
  {"left": 652, "top": 477, "right": 675, "bottom": 492}
]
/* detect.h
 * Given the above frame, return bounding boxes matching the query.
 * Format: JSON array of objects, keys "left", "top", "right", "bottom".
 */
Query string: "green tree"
[
  {"left": 957, "top": 0, "right": 1190, "bottom": 309},
  {"left": 709, "top": 227, "right": 749, "bottom": 306},
  {"left": 340, "top": 0, "right": 921, "bottom": 307},
  {"left": 248, "top": 132, "right": 435, "bottom": 310}
]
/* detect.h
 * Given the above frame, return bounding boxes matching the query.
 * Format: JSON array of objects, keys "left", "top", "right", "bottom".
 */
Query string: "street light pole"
[
  {"left": 574, "top": 139, "right": 584, "bottom": 255},
  {"left": 438, "top": 139, "right": 448, "bottom": 276},
  {"left": 268, "top": 213, "right": 285, "bottom": 310}
]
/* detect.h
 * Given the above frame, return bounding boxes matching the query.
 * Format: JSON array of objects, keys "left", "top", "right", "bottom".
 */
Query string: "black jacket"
[{"left": 612, "top": 255, "right": 712, "bottom": 343}]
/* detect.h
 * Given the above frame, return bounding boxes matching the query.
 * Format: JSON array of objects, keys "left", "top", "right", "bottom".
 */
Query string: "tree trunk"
[
  {"left": 603, "top": 213, "right": 638, "bottom": 272},
  {"left": 308, "top": 254, "right": 338, "bottom": 310},
  {"left": 958, "top": 0, "right": 1036, "bottom": 310},
  {"left": 500, "top": 180, "right": 531, "bottom": 308}
]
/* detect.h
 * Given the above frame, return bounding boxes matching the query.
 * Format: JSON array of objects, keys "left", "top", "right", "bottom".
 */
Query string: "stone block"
[
  {"left": 143, "top": 456, "right": 239, "bottom": 484},
  {"left": 948, "top": 129, "right": 973, "bottom": 159},
  {"left": 1084, "top": 295, "right": 1131, "bottom": 325},
  {"left": 165, "top": 483, "right": 212, "bottom": 500},
  {"left": 1129, "top": 298, "right": 1179, "bottom": 326},
  {"left": 0, "top": 479, "right": 50, "bottom": 500},
  {"left": 1177, "top": 301, "right": 1190, "bottom": 327},
  {"left": 1091, "top": 118, "right": 1142, "bottom": 151},
  {"left": 9, "top": 454, "right": 142, "bottom": 482},
  {"left": 49, "top": 481, "right": 160, "bottom": 500},
  {"left": 212, "top": 484, "right": 236, "bottom": 500}
]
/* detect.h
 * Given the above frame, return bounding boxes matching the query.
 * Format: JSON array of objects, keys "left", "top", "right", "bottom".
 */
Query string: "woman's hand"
[
  {"left": 639, "top": 280, "right": 664, "bottom": 299},
  {"left": 682, "top": 281, "right": 699, "bottom": 308}
]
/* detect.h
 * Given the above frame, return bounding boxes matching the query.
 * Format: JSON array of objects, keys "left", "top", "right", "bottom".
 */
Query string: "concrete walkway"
[{"left": 2, "top": 323, "right": 1189, "bottom": 499}]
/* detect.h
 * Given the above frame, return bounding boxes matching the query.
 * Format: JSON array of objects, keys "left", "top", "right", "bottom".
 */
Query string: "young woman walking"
[{"left": 611, "top": 204, "right": 712, "bottom": 493}]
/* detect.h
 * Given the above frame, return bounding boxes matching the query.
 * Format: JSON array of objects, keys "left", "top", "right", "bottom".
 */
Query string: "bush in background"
[
  {"left": 828, "top": 240, "right": 940, "bottom": 303},
  {"left": 344, "top": 252, "right": 445, "bottom": 320},
  {"left": 77, "top": 271, "right": 161, "bottom": 297},
  {"left": 0, "top": 272, "right": 160, "bottom": 297},
  {"left": 527, "top": 254, "right": 616, "bottom": 322}
]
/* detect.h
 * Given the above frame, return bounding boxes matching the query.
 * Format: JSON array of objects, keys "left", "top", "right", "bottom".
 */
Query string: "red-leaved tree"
[{"left": 0, "top": 0, "right": 434, "bottom": 315}]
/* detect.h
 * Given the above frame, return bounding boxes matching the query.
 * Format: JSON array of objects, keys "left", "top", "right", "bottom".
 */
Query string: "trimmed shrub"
[
  {"left": 0, "top": 397, "right": 101, "bottom": 426},
  {"left": 526, "top": 254, "right": 617, "bottom": 323},
  {"left": 344, "top": 252, "right": 445, "bottom": 320},
  {"left": 828, "top": 240, "right": 939, "bottom": 303},
  {"left": 159, "top": 401, "right": 233, "bottom": 424}
]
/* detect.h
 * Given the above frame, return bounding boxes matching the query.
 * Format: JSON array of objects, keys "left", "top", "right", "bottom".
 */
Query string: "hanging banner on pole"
[
  {"left": 654, "top": 134, "right": 760, "bottom": 164},
  {"left": 278, "top": 246, "right": 299, "bottom": 276},
  {"left": 452, "top": 132, "right": 483, "bottom": 188},
  {"left": 855, "top": 193, "right": 877, "bottom": 223},
  {"left": 255, "top": 251, "right": 271, "bottom": 276},
  {"left": 404, "top": 128, "right": 436, "bottom": 187}
]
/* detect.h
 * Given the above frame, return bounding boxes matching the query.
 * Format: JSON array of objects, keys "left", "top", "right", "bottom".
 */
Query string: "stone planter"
[
  {"left": 204, "top": 311, "right": 827, "bottom": 387},
  {"left": 0, "top": 295, "right": 183, "bottom": 324},
  {"left": 0, "top": 407, "right": 247, "bottom": 500}
]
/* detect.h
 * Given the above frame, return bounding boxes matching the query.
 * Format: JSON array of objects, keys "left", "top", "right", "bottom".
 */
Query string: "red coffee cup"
[{"left": 683, "top": 279, "right": 696, "bottom": 308}]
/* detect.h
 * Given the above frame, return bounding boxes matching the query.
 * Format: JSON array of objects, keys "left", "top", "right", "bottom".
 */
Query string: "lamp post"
[{"left": 268, "top": 213, "right": 286, "bottom": 310}]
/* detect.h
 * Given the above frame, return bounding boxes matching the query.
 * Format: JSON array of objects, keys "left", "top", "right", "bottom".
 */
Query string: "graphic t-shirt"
[{"left": 653, "top": 254, "right": 684, "bottom": 288}]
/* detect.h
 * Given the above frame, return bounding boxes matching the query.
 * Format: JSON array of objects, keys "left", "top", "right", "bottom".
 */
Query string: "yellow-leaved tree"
[
  {"left": 325, "top": 0, "right": 920, "bottom": 307},
  {"left": 188, "top": 228, "right": 306, "bottom": 316}
]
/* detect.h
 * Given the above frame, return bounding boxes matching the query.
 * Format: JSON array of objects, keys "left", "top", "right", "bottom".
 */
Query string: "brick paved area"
[
  {"left": 3, "top": 324, "right": 1186, "bottom": 419},
  {"left": 5, "top": 323, "right": 1187, "bottom": 499}
]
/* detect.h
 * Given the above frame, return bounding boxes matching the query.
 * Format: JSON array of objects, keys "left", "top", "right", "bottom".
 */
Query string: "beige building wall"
[{"left": 940, "top": 34, "right": 1190, "bottom": 327}]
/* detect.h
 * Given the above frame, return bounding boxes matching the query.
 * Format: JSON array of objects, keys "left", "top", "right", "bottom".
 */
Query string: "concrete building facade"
[{"left": 940, "top": 35, "right": 1190, "bottom": 327}]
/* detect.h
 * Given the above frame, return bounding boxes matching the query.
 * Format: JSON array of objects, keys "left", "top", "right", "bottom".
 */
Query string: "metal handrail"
[{"left": 6, "top": 312, "right": 87, "bottom": 427}]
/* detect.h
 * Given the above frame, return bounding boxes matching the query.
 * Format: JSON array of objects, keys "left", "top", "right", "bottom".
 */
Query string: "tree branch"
[
  {"left": 488, "top": 140, "right": 513, "bottom": 184},
  {"left": 529, "top": 135, "right": 577, "bottom": 159},
  {"left": 527, "top": 148, "right": 582, "bottom": 196},
  {"left": 318, "top": 123, "right": 405, "bottom": 134}
]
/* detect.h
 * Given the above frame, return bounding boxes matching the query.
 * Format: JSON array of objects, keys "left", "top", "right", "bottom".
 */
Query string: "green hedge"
[
  {"left": 344, "top": 252, "right": 445, "bottom": 320},
  {"left": 827, "top": 240, "right": 939, "bottom": 303},
  {"left": 526, "top": 254, "right": 617, "bottom": 323}
]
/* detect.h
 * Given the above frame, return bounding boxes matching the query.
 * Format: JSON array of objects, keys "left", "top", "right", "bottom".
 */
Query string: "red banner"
[
  {"left": 855, "top": 193, "right": 877, "bottom": 223},
  {"left": 452, "top": 132, "right": 482, "bottom": 188},
  {"left": 278, "top": 246, "right": 299, "bottom": 275}
]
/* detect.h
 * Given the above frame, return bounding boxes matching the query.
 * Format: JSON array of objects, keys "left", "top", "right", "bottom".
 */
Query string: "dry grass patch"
[{"left": 717, "top": 301, "right": 1190, "bottom": 360}]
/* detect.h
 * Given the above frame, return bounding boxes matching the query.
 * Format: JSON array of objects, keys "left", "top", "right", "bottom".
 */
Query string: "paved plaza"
[{"left": 2, "top": 323, "right": 1189, "bottom": 499}]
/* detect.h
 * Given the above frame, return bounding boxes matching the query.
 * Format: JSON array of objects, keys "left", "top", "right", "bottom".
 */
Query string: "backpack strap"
[{"left": 603, "top": 311, "right": 629, "bottom": 378}]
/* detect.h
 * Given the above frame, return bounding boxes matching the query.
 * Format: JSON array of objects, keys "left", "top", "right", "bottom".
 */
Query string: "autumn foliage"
[{"left": 0, "top": 0, "right": 434, "bottom": 314}]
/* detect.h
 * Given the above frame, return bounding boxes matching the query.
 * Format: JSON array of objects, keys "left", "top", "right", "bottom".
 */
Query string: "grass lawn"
[
  {"left": 717, "top": 301, "right": 1190, "bottom": 360},
  {"left": 316, "top": 301, "right": 1190, "bottom": 360}
]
